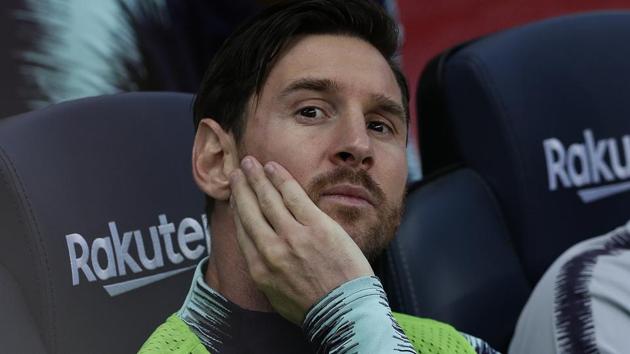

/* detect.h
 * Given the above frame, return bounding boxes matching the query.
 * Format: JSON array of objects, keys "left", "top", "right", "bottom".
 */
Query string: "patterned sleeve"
[
  {"left": 460, "top": 332, "right": 502, "bottom": 354},
  {"left": 302, "top": 276, "right": 416, "bottom": 353}
]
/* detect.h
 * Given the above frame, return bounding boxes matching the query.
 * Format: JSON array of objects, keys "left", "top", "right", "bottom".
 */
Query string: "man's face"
[{"left": 240, "top": 34, "right": 408, "bottom": 260}]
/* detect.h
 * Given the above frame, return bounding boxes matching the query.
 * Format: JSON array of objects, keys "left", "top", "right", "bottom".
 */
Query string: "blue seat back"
[
  {"left": 418, "top": 11, "right": 630, "bottom": 283},
  {"left": 0, "top": 92, "right": 205, "bottom": 353}
]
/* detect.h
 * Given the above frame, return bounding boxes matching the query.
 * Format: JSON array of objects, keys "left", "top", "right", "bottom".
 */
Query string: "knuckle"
[
  {"left": 258, "top": 191, "right": 274, "bottom": 210},
  {"left": 277, "top": 178, "right": 291, "bottom": 190},
  {"left": 263, "top": 244, "right": 287, "bottom": 268},
  {"left": 277, "top": 180, "right": 294, "bottom": 197},
  {"left": 285, "top": 192, "right": 301, "bottom": 209},
  {"left": 264, "top": 243, "right": 283, "bottom": 259},
  {"left": 239, "top": 213, "right": 257, "bottom": 229},
  {"left": 250, "top": 264, "right": 268, "bottom": 283}
]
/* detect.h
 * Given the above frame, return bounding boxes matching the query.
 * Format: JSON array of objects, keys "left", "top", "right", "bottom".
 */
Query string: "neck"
[{"left": 204, "top": 201, "right": 274, "bottom": 312}]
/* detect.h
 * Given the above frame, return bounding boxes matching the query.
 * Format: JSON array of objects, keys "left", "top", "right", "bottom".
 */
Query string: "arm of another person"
[
  {"left": 588, "top": 248, "right": 630, "bottom": 354},
  {"left": 510, "top": 228, "right": 630, "bottom": 354}
]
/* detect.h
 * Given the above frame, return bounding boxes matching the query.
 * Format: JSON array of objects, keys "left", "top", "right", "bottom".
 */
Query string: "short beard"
[{"left": 305, "top": 167, "right": 404, "bottom": 262}]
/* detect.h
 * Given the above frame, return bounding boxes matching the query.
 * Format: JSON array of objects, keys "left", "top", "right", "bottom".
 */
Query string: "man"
[
  {"left": 140, "top": 0, "right": 498, "bottom": 352},
  {"left": 509, "top": 221, "right": 630, "bottom": 354}
]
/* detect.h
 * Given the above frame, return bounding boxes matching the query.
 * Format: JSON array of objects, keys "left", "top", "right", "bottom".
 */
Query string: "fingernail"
[
  {"left": 264, "top": 162, "right": 275, "bottom": 175},
  {"left": 241, "top": 157, "right": 253, "bottom": 170}
]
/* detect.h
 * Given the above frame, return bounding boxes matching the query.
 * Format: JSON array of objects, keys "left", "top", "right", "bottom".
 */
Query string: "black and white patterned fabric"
[{"left": 510, "top": 221, "right": 630, "bottom": 354}]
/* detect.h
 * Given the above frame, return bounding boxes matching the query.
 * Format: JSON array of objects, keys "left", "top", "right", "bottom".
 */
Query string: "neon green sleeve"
[
  {"left": 138, "top": 314, "right": 209, "bottom": 354},
  {"left": 394, "top": 312, "right": 477, "bottom": 354}
]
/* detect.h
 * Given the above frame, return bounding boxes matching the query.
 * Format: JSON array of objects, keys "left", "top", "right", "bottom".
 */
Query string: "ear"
[{"left": 192, "top": 118, "right": 239, "bottom": 201}]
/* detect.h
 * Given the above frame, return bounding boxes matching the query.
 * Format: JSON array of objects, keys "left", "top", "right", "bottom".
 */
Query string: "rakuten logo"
[
  {"left": 543, "top": 129, "right": 630, "bottom": 203},
  {"left": 65, "top": 213, "right": 209, "bottom": 296}
]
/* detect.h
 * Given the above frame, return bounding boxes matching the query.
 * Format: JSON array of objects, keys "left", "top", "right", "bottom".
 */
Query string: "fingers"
[
  {"left": 239, "top": 156, "right": 295, "bottom": 232},
  {"left": 232, "top": 207, "right": 267, "bottom": 277},
  {"left": 263, "top": 161, "right": 323, "bottom": 226},
  {"left": 229, "top": 168, "right": 277, "bottom": 251}
]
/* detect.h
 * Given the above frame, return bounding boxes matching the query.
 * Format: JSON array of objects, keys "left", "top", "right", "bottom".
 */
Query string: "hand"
[{"left": 229, "top": 156, "right": 374, "bottom": 325}]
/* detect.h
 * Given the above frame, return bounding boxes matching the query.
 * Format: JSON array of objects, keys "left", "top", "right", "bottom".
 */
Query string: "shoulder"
[
  {"left": 552, "top": 224, "right": 630, "bottom": 353},
  {"left": 393, "top": 312, "right": 498, "bottom": 354},
  {"left": 138, "top": 314, "right": 209, "bottom": 354},
  {"left": 580, "top": 235, "right": 630, "bottom": 353},
  {"left": 511, "top": 222, "right": 630, "bottom": 354}
]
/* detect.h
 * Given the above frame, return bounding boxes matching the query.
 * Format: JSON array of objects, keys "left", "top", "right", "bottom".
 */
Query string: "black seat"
[
  {"left": 380, "top": 168, "right": 531, "bottom": 350},
  {"left": 0, "top": 92, "right": 205, "bottom": 353},
  {"left": 382, "top": 11, "right": 630, "bottom": 352}
]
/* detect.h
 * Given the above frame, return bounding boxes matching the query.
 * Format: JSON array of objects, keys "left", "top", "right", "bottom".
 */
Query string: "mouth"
[{"left": 319, "top": 184, "right": 375, "bottom": 207}]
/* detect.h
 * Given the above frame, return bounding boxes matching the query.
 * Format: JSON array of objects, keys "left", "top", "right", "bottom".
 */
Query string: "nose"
[{"left": 330, "top": 113, "right": 374, "bottom": 170}]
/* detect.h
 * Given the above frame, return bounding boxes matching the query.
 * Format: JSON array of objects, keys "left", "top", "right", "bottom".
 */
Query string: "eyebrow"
[
  {"left": 369, "top": 93, "right": 406, "bottom": 125},
  {"left": 279, "top": 78, "right": 340, "bottom": 98}
]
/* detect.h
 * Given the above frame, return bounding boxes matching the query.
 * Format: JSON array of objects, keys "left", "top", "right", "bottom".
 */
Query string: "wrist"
[{"left": 302, "top": 276, "right": 401, "bottom": 351}]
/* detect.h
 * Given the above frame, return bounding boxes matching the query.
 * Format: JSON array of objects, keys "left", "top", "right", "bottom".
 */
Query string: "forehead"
[{"left": 259, "top": 34, "right": 402, "bottom": 104}]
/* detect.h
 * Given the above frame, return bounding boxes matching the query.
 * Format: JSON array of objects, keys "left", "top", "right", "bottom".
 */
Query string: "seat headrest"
[
  {"left": 0, "top": 92, "right": 206, "bottom": 353},
  {"left": 419, "top": 11, "right": 630, "bottom": 282}
]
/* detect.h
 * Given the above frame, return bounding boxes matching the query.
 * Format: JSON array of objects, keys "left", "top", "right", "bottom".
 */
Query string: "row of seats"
[
  {"left": 383, "top": 10, "right": 630, "bottom": 350},
  {"left": 1, "top": 11, "right": 629, "bottom": 353}
]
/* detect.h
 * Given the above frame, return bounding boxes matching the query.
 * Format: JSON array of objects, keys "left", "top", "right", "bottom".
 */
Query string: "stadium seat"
[
  {"left": 382, "top": 10, "right": 630, "bottom": 352},
  {"left": 379, "top": 168, "right": 531, "bottom": 350},
  {"left": 0, "top": 92, "right": 205, "bottom": 353}
]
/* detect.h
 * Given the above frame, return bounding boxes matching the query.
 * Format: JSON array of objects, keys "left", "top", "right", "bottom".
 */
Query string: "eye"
[
  {"left": 367, "top": 121, "right": 393, "bottom": 135},
  {"left": 296, "top": 106, "right": 325, "bottom": 120}
]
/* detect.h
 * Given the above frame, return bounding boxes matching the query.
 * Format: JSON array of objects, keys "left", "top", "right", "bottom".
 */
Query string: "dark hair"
[{"left": 194, "top": 0, "right": 409, "bottom": 215}]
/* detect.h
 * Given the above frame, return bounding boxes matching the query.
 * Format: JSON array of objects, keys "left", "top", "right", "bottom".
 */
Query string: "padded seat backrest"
[
  {"left": 381, "top": 168, "right": 530, "bottom": 351},
  {"left": 0, "top": 92, "right": 205, "bottom": 354},
  {"left": 418, "top": 11, "right": 630, "bottom": 283}
]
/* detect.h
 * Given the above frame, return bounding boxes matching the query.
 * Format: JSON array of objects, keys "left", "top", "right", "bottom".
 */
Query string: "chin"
[
  {"left": 326, "top": 208, "right": 385, "bottom": 253},
  {"left": 317, "top": 201, "right": 401, "bottom": 262}
]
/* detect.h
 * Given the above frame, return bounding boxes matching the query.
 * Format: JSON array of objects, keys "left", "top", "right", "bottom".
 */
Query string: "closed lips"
[{"left": 319, "top": 184, "right": 375, "bottom": 206}]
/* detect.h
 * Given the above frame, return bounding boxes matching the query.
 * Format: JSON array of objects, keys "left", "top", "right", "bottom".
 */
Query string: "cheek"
[
  {"left": 243, "top": 125, "right": 321, "bottom": 186},
  {"left": 378, "top": 150, "right": 408, "bottom": 202},
  {"left": 269, "top": 143, "right": 321, "bottom": 187}
]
